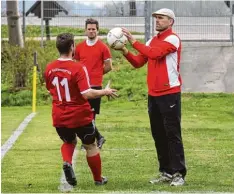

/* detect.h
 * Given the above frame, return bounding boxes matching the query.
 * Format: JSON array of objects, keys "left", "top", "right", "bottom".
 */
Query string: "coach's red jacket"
[{"left": 125, "top": 28, "right": 182, "bottom": 96}]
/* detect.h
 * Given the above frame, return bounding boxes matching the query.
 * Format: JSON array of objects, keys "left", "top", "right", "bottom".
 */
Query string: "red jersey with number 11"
[{"left": 44, "top": 58, "right": 93, "bottom": 128}]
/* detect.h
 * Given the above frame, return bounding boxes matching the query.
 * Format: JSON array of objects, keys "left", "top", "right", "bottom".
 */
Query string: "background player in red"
[
  {"left": 74, "top": 18, "right": 112, "bottom": 149},
  {"left": 44, "top": 33, "right": 117, "bottom": 186}
]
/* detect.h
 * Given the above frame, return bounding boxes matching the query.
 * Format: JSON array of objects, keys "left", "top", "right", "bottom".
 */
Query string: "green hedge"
[
  {"left": 1, "top": 25, "right": 143, "bottom": 38},
  {"left": 1, "top": 39, "right": 147, "bottom": 106},
  {"left": 1, "top": 25, "right": 109, "bottom": 38}
]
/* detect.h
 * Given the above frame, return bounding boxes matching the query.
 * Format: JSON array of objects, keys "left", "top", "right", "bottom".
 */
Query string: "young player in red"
[
  {"left": 74, "top": 18, "right": 112, "bottom": 149},
  {"left": 44, "top": 33, "right": 117, "bottom": 186}
]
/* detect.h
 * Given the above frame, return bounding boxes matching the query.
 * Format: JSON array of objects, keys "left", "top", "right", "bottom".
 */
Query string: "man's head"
[
  {"left": 85, "top": 18, "right": 99, "bottom": 40},
  {"left": 56, "top": 33, "right": 74, "bottom": 56},
  {"left": 152, "top": 8, "right": 175, "bottom": 32}
]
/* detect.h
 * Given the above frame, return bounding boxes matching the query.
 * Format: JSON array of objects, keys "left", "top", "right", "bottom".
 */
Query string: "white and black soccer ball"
[{"left": 107, "top": 27, "right": 127, "bottom": 49}]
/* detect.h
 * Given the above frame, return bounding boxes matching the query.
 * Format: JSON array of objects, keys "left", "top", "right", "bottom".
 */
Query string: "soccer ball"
[{"left": 107, "top": 27, "right": 127, "bottom": 49}]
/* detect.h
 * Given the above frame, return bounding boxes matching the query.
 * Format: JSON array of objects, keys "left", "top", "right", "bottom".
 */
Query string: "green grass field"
[
  {"left": 1, "top": 94, "right": 234, "bottom": 193},
  {"left": 1, "top": 107, "right": 31, "bottom": 145}
]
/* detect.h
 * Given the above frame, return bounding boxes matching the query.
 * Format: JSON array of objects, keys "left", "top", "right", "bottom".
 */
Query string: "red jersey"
[
  {"left": 74, "top": 39, "right": 111, "bottom": 86},
  {"left": 44, "top": 58, "right": 93, "bottom": 128}
]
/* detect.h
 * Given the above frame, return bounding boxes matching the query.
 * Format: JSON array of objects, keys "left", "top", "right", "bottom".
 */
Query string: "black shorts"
[
  {"left": 88, "top": 86, "right": 102, "bottom": 114},
  {"left": 56, "top": 122, "right": 96, "bottom": 145}
]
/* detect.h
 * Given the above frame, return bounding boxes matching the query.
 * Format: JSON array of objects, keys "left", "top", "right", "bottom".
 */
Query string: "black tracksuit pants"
[{"left": 148, "top": 92, "right": 186, "bottom": 177}]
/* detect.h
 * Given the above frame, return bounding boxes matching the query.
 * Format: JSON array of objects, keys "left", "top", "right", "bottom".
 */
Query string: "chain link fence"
[{"left": 1, "top": 0, "right": 234, "bottom": 43}]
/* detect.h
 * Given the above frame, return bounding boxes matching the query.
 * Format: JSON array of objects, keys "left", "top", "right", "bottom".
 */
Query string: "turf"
[
  {"left": 1, "top": 106, "right": 31, "bottom": 145},
  {"left": 1, "top": 93, "right": 234, "bottom": 193}
]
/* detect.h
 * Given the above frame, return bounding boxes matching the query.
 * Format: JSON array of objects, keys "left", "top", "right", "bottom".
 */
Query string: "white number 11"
[{"left": 52, "top": 77, "right": 71, "bottom": 102}]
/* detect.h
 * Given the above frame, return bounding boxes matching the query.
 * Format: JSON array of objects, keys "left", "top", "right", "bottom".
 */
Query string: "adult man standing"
[
  {"left": 44, "top": 33, "right": 117, "bottom": 186},
  {"left": 116, "top": 8, "right": 186, "bottom": 186},
  {"left": 74, "top": 18, "right": 112, "bottom": 149}
]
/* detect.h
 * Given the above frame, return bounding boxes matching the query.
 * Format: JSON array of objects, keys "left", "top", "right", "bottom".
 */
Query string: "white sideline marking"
[
  {"left": 1, "top": 112, "right": 36, "bottom": 160},
  {"left": 58, "top": 149, "right": 78, "bottom": 192}
]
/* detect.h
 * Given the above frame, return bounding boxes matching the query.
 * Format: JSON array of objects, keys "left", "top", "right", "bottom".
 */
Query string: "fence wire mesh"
[{"left": 1, "top": 0, "right": 234, "bottom": 42}]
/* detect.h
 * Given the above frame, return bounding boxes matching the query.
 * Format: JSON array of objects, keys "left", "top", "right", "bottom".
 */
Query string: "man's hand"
[
  {"left": 104, "top": 80, "right": 118, "bottom": 100},
  {"left": 113, "top": 46, "right": 129, "bottom": 55},
  {"left": 122, "top": 27, "right": 136, "bottom": 45},
  {"left": 104, "top": 88, "right": 118, "bottom": 99}
]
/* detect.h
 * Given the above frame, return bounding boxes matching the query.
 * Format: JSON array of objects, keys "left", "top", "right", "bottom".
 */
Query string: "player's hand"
[
  {"left": 122, "top": 27, "right": 136, "bottom": 44},
  {"left": 105, "top": 88, "right": 118, "bottom": 99},
  {"left": 113, "top": 46, "right": 129, "bottom": 56},
  {"left": 113, "top": 45, "right": 126, "bottom": 51},
  {"left": 104, "top": 80, "right": 118, "bottom": 100}
]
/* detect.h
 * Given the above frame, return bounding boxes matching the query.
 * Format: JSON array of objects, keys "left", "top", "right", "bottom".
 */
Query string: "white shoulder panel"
[{"left": 164, "top": 35, "right": 180, "bottom": 49}]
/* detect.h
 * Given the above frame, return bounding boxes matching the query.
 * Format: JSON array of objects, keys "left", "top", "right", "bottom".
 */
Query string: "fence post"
[
  {"left": 232, "top": 1, "right": 234, "bottom": 45},
  {"left": 144, "top": 1, "right": 151, "bottom": 42},
  {"left": 231, "top": 16, "right": 233, "bottom": 45},
  {"left": 40, "top": 0, "right": 44, "bottom": 47}
]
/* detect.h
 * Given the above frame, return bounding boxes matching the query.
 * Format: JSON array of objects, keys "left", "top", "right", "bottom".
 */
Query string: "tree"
[
  {"left": 103, "top": 1, "right": 124, "bottom": 16},
  {"left": 6, "top": 0, "right": 24, "bottom": 47}
]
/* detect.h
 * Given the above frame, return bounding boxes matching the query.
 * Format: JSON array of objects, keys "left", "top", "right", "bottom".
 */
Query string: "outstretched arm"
[
  {"left": 132, "top": 40, "right": 177, "bottom": 60},
  {"left": 120, "top": 47, "right": 147, "bottom": 68},
  {"left": 77, "top": 65, "right": 118, "bottom": 100},
  {"left": 113, "top": 28, "right": 147, "bottom": 68},
  {"left": 82, "top": 88, "right": 117, "bottom": 99},
  {"left": 122, "top": 27, "right": 178, "bottom": 60}
]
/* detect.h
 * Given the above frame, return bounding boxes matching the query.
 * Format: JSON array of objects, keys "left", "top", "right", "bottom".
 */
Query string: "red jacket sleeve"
[
  {"left": 132, "top": 40, "right": 177, "bottom": 60},
  {"left": 124, "top": 51, "right": 148, "bottom": 68}
]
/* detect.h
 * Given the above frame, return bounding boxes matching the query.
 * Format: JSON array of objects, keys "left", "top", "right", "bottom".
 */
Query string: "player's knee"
[
  {"left": 64, "top": 138, "right": 77, "bottom": 145},
  {"left": 83, "top": 143, "right": 96, "bottom": 151}
]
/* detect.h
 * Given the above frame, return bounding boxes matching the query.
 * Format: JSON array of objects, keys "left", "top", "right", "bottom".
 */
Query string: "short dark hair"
[
  {"left": 56, "top": 33, "right": 74, "bottom": 55},
  {"left": 85, "top": 18, "right": 99, "bottom": 31}
]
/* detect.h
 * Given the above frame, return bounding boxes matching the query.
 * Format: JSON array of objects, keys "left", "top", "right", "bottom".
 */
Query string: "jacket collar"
[{"left": 157, "top": 28, "right": 173, "bottom": 39}]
